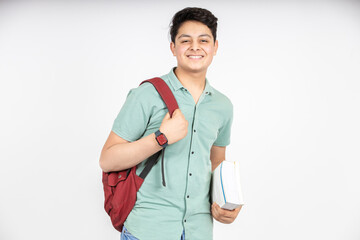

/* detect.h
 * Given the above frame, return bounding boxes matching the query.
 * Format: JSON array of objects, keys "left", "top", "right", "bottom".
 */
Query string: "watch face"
[{"left": 157, "top": 134, "right": 167, "bottom": 145}]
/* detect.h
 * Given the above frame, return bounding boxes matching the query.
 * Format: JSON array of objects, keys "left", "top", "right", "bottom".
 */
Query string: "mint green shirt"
[{"left": 112, "top": 67, "right": 233, "bottom": 240}]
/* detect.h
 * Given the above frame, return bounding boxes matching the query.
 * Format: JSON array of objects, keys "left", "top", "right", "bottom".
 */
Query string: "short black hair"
[{"left": 169, "top": 7, "right": 218, "bottom": 44}]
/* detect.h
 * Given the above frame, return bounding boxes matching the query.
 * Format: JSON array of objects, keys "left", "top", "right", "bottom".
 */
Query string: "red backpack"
[{"left": 102, "top": 77, "right": 179, "bottom": 232}]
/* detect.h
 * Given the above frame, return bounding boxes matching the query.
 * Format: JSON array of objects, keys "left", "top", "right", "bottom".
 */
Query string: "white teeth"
[{"left": 188, "top": 55, "right": 202, "bottom": 59}]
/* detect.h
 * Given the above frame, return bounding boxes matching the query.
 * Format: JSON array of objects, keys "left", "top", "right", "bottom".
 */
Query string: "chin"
[{"left": 181, "top": 65, "right": 208, "bottom": 74}]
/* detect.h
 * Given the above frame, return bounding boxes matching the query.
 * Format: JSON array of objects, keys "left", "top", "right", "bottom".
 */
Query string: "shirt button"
[
  {"left": 191, "top": 151, "right": 194, "bottom": 154},
  {"left": 184, "top": 219, "right": 187, "bottom": 223},
  {"left": 187, "top": 195, "right": 189, "bottom": 198},
  {"left": 194, "top": 129, "right": 196, "bottom": 133},
  {"left": 189, "top": 173, "right": 192, "bottom": 176},
  {"left": 205, "top": 92, "right": 209, "bottom": 94}
]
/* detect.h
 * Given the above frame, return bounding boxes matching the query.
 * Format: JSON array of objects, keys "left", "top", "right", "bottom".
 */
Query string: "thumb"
[
  {"left": 163, "top": 112, "right": 170, "bottom": 120},
  {"left": 172, "top": 109, "right": 180, "bottom": 117}
]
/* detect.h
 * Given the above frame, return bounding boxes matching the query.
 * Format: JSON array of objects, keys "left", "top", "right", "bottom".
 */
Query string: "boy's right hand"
[{"left": 159, "top": 109, "right": 188, "bottom": 145}]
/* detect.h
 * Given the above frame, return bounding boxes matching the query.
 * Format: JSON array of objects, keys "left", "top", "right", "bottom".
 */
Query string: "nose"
[{"left": 190, "top": 41, "right": 200, "bottom": 51}]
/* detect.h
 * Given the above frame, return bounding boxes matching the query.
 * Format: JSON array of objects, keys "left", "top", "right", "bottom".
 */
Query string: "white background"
[{"left": 0, "top": 1, "right": 359, "bottom": 240}]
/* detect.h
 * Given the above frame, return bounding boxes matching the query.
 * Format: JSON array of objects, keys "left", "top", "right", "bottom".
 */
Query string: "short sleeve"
[
  {"left": 111, "top": 86, "right": 152, "bottom": 142},
  {"left": 213, "top": 100, "right": 233, "bottom": 147}
]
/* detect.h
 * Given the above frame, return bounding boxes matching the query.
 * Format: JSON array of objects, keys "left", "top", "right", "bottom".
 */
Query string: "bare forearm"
[
  {"left": 211, "top": 160, "right": 223, "bottom": 172},
  {"left": 100, "top": 133, "right": 163, "bottom": 172},
  {"left": 210, "top": 145, "right": 226, "bottom": 171}
]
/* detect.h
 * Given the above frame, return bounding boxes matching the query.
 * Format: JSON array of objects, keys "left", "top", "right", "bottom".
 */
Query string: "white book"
[{"left": 211, "top": 160, "right": 245, "bottom": 210}]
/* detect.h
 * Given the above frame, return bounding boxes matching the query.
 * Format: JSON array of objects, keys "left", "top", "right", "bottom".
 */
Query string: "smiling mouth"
[{"left": 187, "top": 55, "right": 204, "bottom": 59}]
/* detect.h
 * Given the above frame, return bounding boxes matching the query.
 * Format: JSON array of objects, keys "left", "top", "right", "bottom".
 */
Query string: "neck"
[{"left": 174, "top": 67, "right": 207, "bottom": 92}]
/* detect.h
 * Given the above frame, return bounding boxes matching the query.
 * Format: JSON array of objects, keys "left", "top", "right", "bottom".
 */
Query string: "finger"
[
  {"left": 211, "top": 203, "right": 220, "bottom": 218},
  {"left": 234, "top": 206, "right": 242, "bottom": 213},
  {"left": 213, "top": 203, "right": 229, "bottom": 217},
  {"left": 212, "top": 202, "right": 222, "bottom": 211},
  {"left": 211, "top": 203, "right": 216, "bottom": 214},
  {"left": 217, "top": 212, "right": 236, "bottom": 223},
  {"left": 213, "top": 205, "right": 231, "bottom": 221},
  {"left": 173, "top": 109, "right": 180, "bottom": 115},
  {"left": 215, "top": 205, "right": 238, "bottom": 219},
  {"left": 212, "top": 203, "right": 237, "bottom": 223},
  {"left": 174, "top": 108, "right": 184, "bottom": 117},
  {"left": 213, "top": 212, "right": 233, "bottom": 224},
  {"left": 214, "top": 205, "right": 229, "bottom": 217},
  {"left": 164, "top": 112, "right": 170, "bottom": 119},
  {"left": 222, "top": 208, "right": 240, "bottom": 222}
]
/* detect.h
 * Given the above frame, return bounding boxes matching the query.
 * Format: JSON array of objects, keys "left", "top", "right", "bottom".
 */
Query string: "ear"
[
  {"left": 213, "top": 40, "right": 218, "bottom": 56},
  {"left": 170, "top": 42, "right": 176, "bottom": 56}
]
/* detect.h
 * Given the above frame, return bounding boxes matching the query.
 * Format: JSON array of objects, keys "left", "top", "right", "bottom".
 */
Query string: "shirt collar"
[{"left": 166, "top": 67, "right": 213, "bottom": 95}]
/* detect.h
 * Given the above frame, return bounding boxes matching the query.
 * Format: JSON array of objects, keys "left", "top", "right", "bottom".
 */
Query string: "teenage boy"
[{"left": 100, "top": 7, "right": 241, "bottom": 240}]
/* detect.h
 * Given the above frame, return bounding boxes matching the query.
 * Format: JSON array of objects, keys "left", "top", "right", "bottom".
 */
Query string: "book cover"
[{"left": 211, "top": 160, "right": 245, "bottom": 210}]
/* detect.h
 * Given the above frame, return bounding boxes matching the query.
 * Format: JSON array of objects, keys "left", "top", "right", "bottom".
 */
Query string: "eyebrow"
[{"left": 177, "top": 34, "right": 212, "bottom": 39}]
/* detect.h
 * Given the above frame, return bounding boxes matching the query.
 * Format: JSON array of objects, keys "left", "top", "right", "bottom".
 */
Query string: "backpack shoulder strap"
[
  {"left": 140, "top": 77, "right": 179, "bottom": 117},
  {"left": 138, "top": 77, "right": 179, "bottom": 187}
]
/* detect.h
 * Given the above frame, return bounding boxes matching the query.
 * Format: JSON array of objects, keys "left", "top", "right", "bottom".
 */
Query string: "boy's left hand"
[{"left": 211, "top": 202, "right": 242, "bottom": 224}]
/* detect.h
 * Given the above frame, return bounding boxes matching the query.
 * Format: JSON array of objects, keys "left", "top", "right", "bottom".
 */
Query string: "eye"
[
  {"left": 181, "top": 40, "right": 189, "bottom": 43},
  {"left": 201, "top": 39, "right": 208, "bottom": 43}
]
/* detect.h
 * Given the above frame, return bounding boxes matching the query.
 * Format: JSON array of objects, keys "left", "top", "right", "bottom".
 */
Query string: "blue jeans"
[{"left": 121, "top": 226, "right": 185, "bottom": 240}]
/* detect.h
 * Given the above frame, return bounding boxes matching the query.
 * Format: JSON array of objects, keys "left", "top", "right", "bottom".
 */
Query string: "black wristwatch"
[{"left": 155, "top": 130, "right": 168, "bottom": 148}]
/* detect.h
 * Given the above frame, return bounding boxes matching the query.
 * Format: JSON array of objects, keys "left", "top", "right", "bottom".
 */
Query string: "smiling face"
[{"left": 170, "top": 20, "right": 218, "bottom": 75}]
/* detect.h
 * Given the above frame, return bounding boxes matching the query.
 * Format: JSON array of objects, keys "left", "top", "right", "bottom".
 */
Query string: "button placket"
[{"left": 183, "top": 95, "right": 200, "bottom": 227}]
